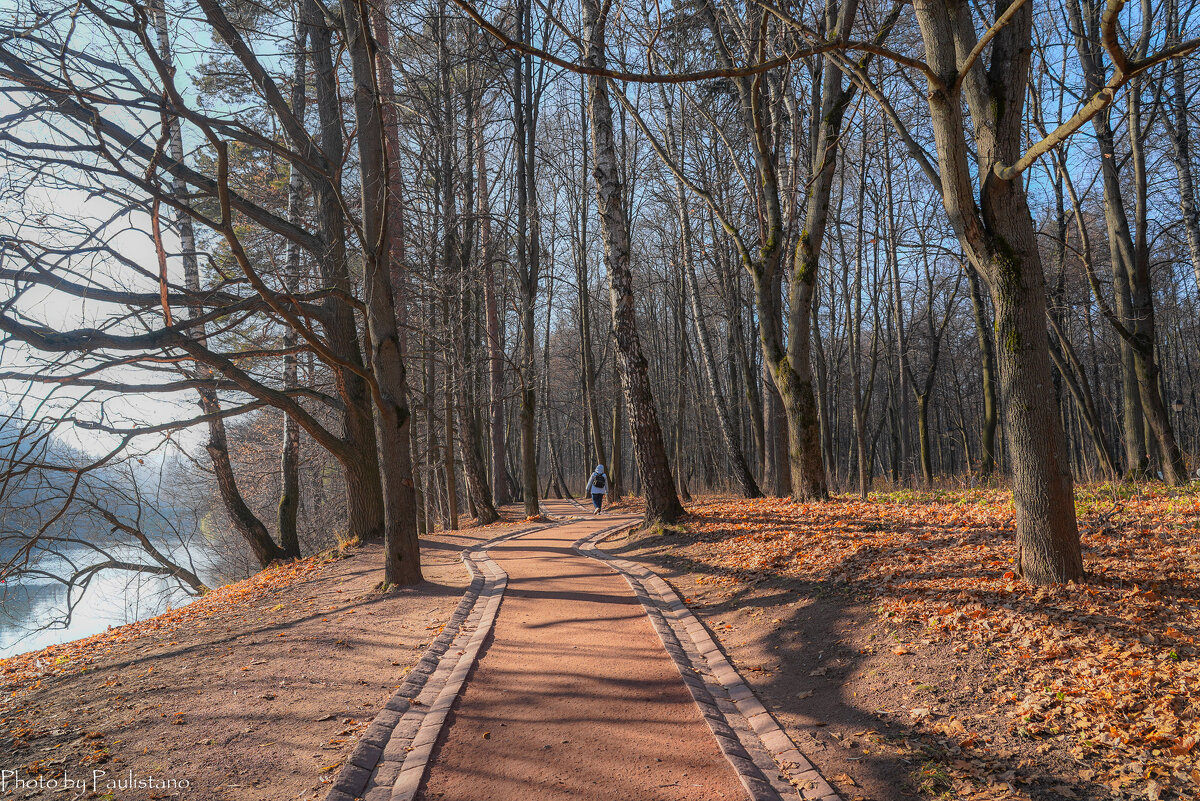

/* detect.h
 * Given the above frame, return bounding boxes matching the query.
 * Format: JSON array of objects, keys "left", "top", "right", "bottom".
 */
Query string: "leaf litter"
[{"left": 638, "top": 485, "right": 1199, "bottom": 800}]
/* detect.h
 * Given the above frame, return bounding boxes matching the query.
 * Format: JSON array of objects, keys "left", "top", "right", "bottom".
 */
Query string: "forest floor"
[
  {"left": 0, "top": 514, "right": 533, "bottom": 801},
  {"left": 3, "top": 488, "right": 1194, "bottom": 801},
  {"left": 603, "top": 483, "right": 1200, "bottom": 801}
]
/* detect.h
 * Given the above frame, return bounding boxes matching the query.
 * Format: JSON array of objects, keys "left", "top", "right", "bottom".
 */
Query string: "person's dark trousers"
[{"left": 592, "top": 492, "right": 604, "bottom": 511}]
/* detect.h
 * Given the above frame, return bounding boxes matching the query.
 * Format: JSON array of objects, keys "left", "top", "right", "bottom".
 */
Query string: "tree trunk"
[
  {"left": 916, "top": 392, "right": 932, "bottom": 485},
  {"left": 1166, "top": 0, "right": 1200, "bottom": 296},
  {"left": 345, "top": 0, "right": 422, "bottom": 585},
  {"left": 673, "top": 280, "right": 694, "bottom": 504},
  {"left": 847, "top": 154, "right": 872, "bottom": 499},
  {"left": 883, "top": 138, "right": 913, "bottom": 484},
  {"left": 373, "top": 0, "right": 423, "bottom": 560},
  {"left": 680, "top": 184, "right": 761, "bottom": 498},
  {"left": 513, "top": 0, "right": 540, "bottom": 517},
  {"left": 759, "top": 261, "right": 828, "bottom": 501},
  {"left": 577, "top": 76, "right": 606, "bottom": 469},
  {"left": 762, "top": 369, "right": 790, "bottom": 496},
  {"left": 914, "top": 0, "right": 1081, "bottom": 584},
  {"left": 609, "top": 395, "right": 623, "bottom": 501},
  {"left": 965, "top": 262, "right": 999, "bottom": 478},
  {"left": 153, "top": 0, "right": 285, "bottom": 568},
  {"left": 582, "top": 0, "right": 683, "bottom": 525},
  {"left": 475, "top": 106, "right": 511, "bottom": 507},
  {"left": 443, "top": 337, "right": 461, "bottom": 531},
  {"left": 984, "top": 219, "right": 1082, "bottom": 583},
  {"left": 278, "top": 6, "right": 306, "bottom": 559},
  {"left": 304, "top": 0, "right": 387, "bottom": 544}
]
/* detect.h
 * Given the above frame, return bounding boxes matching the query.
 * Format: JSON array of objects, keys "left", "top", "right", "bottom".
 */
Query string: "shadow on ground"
[{"left": 602, "top": 505, "right": 1148, "bottom": 801}]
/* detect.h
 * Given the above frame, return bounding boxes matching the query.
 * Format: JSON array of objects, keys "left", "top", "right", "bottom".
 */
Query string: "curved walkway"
[{"left": 326, "top": 502, "right": 837, "bottom": 801}]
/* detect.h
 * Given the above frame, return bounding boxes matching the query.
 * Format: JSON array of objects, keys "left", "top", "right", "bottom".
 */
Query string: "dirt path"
[
  {"left": 415, "top": 504, "right": 747, "bottom": 801},
  {"left": 0, "top": 522, "right": 520, "bottom": 801}
]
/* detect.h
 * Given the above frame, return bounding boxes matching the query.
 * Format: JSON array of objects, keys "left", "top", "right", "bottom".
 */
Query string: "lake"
[{"left": 0, "top": 541, "right": 225, "bottom": 658}]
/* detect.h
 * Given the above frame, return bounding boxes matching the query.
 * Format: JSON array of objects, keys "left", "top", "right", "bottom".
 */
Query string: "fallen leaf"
[{"left": 831, "top": 772, "right": 858, "bottom": 787}]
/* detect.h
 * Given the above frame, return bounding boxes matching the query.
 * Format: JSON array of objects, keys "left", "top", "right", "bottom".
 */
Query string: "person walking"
[{"left": 585, "top": 464, "right": 608, "bottom": 515}]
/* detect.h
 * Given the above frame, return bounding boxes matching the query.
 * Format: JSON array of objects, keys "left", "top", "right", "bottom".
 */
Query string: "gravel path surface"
[
  {"left": 336, "top": 502, "right": 834, "bottom": 801},
  {"left": 415, "top": 506, "right": 746, "bottom": 801}
]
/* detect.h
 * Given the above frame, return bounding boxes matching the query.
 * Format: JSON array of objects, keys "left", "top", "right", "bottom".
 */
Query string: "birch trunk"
[
  {"left": 278, "top": 8, "right": 305, "bottom": 558},
  {"left": 476, "top": 104, "right": 511, "bottom": 506},
  {"left": 582, "top": 0, "right": 682, "bottom": 524},
  {"left": 153, "top": 0, "right": 284, "bottom": 567}
]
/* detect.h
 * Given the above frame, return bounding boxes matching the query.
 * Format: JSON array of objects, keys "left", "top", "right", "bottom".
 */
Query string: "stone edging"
[
  {"left": 323, "top": 523, "right": 548, "bottom": 801},
  {"left": 574, "top": 528, "right": 842, "bottom": 801}
]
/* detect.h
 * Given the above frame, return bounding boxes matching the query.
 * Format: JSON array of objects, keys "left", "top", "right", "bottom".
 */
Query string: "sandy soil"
[{"left": 0, "top": 520, "right": 525, "bottom": 801}]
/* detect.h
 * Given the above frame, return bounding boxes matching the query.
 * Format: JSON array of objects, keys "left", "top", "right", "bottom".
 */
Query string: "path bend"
[{"left": 327, "top": 503, "right": 836, "bottom": 801}]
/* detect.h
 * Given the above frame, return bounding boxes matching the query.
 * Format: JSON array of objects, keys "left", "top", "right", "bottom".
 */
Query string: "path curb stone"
[
  {"left": 575, "top": 528, "right": 842, "bottom": 801},
  {"left": 322, "top": 523, "right": 548, "bottom": 801}
]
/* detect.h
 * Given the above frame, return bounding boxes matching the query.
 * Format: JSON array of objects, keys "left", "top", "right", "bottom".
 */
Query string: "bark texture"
[
  {"left": 582, "top": 0, "right": 683, "bottom": 525},
  {"left": 345, "top": 0, "right": 422, "bottom": 584},
  {"left": 913, "top": 0, "right": 1082, "bottom": 584}
]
